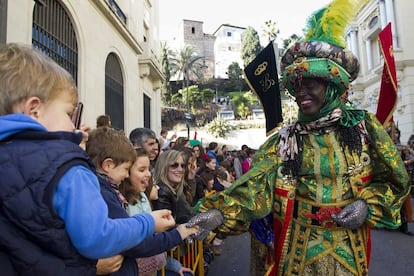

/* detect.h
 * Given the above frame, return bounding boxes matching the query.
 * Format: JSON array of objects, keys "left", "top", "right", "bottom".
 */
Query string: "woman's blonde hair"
[
  {"left": 153, "top": 149, "right": 185, "bottom": 197},
  {"left": 0, "top": 43, "right": 77, "bottom": 115}
]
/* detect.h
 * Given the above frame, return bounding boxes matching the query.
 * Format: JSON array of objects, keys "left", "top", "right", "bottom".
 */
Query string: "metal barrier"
[{"left": 159, "top": 240, "right": 205, "bottom": 276}]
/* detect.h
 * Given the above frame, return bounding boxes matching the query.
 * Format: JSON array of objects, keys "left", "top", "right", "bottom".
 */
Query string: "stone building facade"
[
  {"left": 172, "top": 20, "right": 246, "bottom": 82},
  {"left": 177, "top": 19, "right": 215, "bottom": 79},
  {"left": 0, "top": 0, "right": 164, "bottom": 135}
]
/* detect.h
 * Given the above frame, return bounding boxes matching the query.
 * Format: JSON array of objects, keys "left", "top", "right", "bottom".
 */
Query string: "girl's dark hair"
[
  {"left": 119, "top": 148, "right": 150, "bottom": 205},
  {"left": 199, "top": 171, "right": 214, "bottom": 189}
]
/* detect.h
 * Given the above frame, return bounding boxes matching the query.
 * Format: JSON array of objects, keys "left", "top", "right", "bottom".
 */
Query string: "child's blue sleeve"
[{"left": 53, "top": 165, "right": 155, "bottom": 259}]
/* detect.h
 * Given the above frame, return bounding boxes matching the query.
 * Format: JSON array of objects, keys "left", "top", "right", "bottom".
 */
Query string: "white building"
[
  {"left": 212, "top": 24, "right": 245, "bottom": 79},
  {"left": 1, "top": 0, "right": 164, "bottom": 135},
  {"left": 349, "top": 0, "right": 414, "bottom": 142}
]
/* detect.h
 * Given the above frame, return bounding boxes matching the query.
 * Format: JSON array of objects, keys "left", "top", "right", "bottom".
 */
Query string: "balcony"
[
  {"left": 139, "top": 46, "right": 163, "bottom": 81},
  {"left": 91, "top": 0, "right": 143, "bottom": 54}
]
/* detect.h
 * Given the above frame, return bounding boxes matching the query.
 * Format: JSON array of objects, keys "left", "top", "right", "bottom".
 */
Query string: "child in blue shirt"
[{"left": 86, "top": 127, "right": 198, "bottom": 275}]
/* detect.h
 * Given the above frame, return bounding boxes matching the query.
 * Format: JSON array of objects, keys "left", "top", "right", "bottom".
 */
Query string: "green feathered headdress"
[
  {"left": 280, "top": 0, "right": 369, "bottom": 96},
  {"left": 304, "top": 0, "right": 367, "bottom": 47}
]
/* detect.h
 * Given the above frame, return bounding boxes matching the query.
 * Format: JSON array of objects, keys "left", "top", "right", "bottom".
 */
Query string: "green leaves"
[{"left": 206, "top": 118, "right": 235, "bottom": 138}]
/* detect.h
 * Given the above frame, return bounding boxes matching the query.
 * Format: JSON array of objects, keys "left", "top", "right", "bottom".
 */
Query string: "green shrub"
[{"left": 206, "top": 118, "right": 235, "bottom": 138}]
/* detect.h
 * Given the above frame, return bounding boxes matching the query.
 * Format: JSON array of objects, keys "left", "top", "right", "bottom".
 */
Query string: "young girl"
[
  {"left": 198, "top": 155, "right": 224, "bottom": 191},
  {"left": 120, "top": 148, "right": 154, "bottom": 215},
  {"left": 120, "top": 149, "right": 194, "bottom": 276}
]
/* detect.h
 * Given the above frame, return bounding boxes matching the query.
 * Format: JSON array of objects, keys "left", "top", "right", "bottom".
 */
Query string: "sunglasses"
[{"left": 169, "top": 162, "right": 186, "bottom": 169}]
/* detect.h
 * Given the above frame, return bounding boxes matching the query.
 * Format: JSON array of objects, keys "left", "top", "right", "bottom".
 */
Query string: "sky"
[{"left": 159, "top": 0, "right": 331, "bottom": 44}]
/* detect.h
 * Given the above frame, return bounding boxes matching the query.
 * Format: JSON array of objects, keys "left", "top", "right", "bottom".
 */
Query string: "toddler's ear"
[{"left": 22, "top": 96, "right": 42, "bottom": 118}]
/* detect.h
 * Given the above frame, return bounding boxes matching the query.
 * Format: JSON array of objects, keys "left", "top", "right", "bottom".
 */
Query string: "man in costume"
[{"left": 186, "top": 0, "right": 411, "bottom": 275}]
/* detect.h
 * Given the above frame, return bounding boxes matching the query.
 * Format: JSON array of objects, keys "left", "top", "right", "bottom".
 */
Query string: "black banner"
[{"left": 243, "top": 41, "right": 283, "bottom": 135}]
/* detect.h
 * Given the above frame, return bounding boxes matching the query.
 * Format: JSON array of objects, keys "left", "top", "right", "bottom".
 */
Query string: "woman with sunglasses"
[{"left": 152, "top": 149, "right": 194, "bottom": 223}]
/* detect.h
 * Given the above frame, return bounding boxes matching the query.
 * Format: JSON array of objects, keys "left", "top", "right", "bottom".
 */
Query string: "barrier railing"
[{"left": 159, "top": 240, "right": 205, "bottom": 275}]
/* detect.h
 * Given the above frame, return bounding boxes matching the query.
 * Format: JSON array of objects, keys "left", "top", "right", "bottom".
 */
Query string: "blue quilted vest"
[{"left": 0, "top": 130, "right": 97, "bottom": 275}]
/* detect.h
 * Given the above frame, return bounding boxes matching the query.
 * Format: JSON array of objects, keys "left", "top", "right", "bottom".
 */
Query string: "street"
[{"left": 207, "top": 206, "right": 414, "bottom": 275}]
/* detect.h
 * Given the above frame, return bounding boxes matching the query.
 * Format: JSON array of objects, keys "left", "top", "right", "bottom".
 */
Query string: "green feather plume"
[{"left": 304, "top": 0, "right": 369, "bottom": 47}]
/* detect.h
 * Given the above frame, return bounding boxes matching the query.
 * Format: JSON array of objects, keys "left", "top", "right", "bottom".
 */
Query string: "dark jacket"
[
  {"left": 192, "top": 174, "right": 207, "bottom": 204},
  {"left": 152, "top": 181, "right": 195, "bottom": 224},
  {"left": 152, "top": 181, "right": 179, "bottom": 218},
  {"left": 98, "top": 175, "right": 183, "bottom": 276},
  {"left": 0, "top": 130, "right": 97, "bottom": 275}
]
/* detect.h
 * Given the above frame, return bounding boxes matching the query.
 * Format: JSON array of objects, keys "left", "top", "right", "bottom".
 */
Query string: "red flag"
[{"left": 375, "top": 23, "right": 398, "bottom": 127}]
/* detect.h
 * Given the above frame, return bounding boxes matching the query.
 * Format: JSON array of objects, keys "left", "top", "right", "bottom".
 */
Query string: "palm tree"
[
  {"left": 160, "top": 42, "right": 171, "bottom": 106},
  {"left": 168, "top": 45, "right": 206, "bottom": 90},
  {"left": 262, "top": 20, "right": 279, "bottom": 43}
]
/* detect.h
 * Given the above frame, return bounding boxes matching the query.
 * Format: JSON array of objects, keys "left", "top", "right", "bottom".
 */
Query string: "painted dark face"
[{"left": 294, "top": 78, "right": 326, "bottom": 116}]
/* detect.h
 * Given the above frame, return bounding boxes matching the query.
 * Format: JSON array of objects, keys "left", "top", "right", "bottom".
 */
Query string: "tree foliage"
[
  {"left": 282, "top": 34, "right": 301, "bottom": 51},
  {"left": 227, "top": 62, "right": 244, "bottom": 92},
  {"left": 227, "top": 62, "right": 242, "bottom": 80},
  {"left": 231, "top": 94, "right": 250, "bottom": 119},
  {"left": 262, "top": 20, "right": 279, "bottom": 43},
  {"left": 240, "top": 27, "right": 262, "bottom": 67},
  {"left": 160, "top": 42, "right": 171, "bottom": 105},
  {"left": 236, "top": 102, "right": 250, "bottom": 119},
  {"left": 171, "top": 85, "right": 215, "bottom": 112},
  {"left": 168, "top": 45, "right": 206, "bottom": 90},
  {"left": 206, "top": 118, "right": 235, "bottom": 138}
]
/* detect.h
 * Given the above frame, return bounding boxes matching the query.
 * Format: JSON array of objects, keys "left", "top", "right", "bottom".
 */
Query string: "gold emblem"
[
  {"left": 260, "top": 73, "right": 276, "bottom": 92},
  {"left": 254, "top": 61, "right": 267, "bottom": 76}
]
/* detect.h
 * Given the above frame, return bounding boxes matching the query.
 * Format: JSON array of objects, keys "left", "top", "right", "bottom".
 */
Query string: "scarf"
[
  {"left": 99, "top": 173, "right": 129, "bottom": 210},
  {"left": 279, "top": 105, "right": 366, "bottom": 177}
]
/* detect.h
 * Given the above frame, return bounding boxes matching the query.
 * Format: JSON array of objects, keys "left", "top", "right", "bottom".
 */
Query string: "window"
[
  {"left": 227, "top": 31, "right": 232, "bottom": 37},
  {"left": 368, "top": 16, "right": 378, "bottom": 29},
  {"left": 108, "top": 0, "right": 127, "bottom": 24},
  {"left": 32, "top": 0, "right": 78, "bottom": 82},
  {"left": 192, "top": 27, "right": 195, "bottom": 34},
  {"left": 144, "top": 94, "right": 151, "bottom": 128},
  {"left": 105, "top": 54, "right": 124, "bottom": 130}
]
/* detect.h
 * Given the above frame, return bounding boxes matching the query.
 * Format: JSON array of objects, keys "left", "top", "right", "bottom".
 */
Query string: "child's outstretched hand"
[
  {"left": 178, "top": 266, "right": 194, "bottom": 276},
  {"left": 176, "top": 223, "right": 199, "bottom": 240},
  {"left": 150, "top": 209, "right": 175, "bottom": 232}
]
